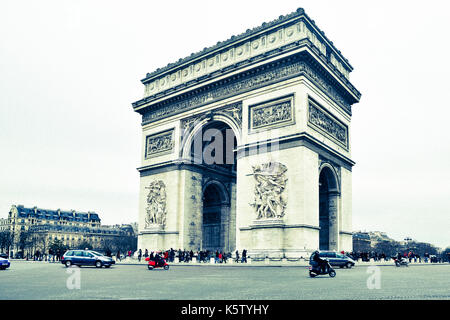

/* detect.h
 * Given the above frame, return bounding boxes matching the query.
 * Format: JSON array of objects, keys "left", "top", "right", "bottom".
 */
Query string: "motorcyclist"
[
  {"left": 312, "top": 251, "right": 327, "bottom": 273},
  {"left": 155, "top": 252, "right": 164, "bottom": 267}
]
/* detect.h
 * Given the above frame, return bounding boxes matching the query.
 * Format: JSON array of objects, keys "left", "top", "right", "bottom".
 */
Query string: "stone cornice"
[
  {"left": 134, "top": 51, "right": 359, "bottom": 127},
  {"left": 133, "top": 37, "right": 360, "bottom": 111},
  {"left": 140, "top": 8, "right": 353, "bottom": 90},
  {"left": 137, "top": 160, "right": 236, "bottom": 180},
  {"left": 236, "top": 131, "right": 355, "bottom": 171}
]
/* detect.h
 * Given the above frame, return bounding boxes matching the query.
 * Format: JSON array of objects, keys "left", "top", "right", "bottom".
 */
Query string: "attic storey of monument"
[{"left": 132, "top": 8, "right": 360, "bottom": 258}]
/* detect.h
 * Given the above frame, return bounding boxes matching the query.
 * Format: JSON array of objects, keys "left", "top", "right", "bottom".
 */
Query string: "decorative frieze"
[
  {"left": 141, "top": 13, "right": 339, "bottom": 98},
  {"left": 180, "top": 102, "right": 242, "bottom": 135},
  {"left": 249, "top": 95, "right": 294, "bottom": 132},
  {"left": 250, "top": 162, "right": 288, "bottom": 220},
  {"left": 141, "top": 57, "right": 352, "bottom": 126},
  {"left": 308, "top": 99, "right": 348, "bottom": 148},
  {"left": 216, "top": 102, "right": 242, "bottom": 127},
  {"left": 144, "top": 180, "right": 167, "bottom": 228},
  {"left": 145, "top": 129, "right": 174, "bottom": 159}
]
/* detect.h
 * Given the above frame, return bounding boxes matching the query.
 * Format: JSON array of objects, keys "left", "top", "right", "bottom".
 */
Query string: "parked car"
[
  {"left": 61, "top": 250, "right": 115, "bottom": 268},
  {"left": 319, "top": 251, "right": 355, "bottom": 268},
  {"left": 0, "top": 253, "right": 8, "bottom": 259},
  {"left": 0, "top": 257, "right": 10, "bottom": 270}
]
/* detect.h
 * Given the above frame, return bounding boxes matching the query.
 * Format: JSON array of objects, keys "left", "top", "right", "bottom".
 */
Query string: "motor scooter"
[
  {"left": 309, "top": 260, "right": 336, "bottom": 277},
  {"left": 145, "top": 257, "right": 170, "bottom": 270},
  {"left": 394, "top": 257, "right": 408, "bottom": 267}
]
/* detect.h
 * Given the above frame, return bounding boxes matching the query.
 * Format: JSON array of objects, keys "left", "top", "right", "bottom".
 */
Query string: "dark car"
[
  {"left": 0, "top": 257, "right": 10, "bottom": 270},
  {"left": 61, "top": 250, "right": 115, "bottom": 268},
  {"left": 319, "top": 251, "right": 355, "bottom": 268},
  {"left": 0, "top": 253, "right": 8, "bottom": 259}
]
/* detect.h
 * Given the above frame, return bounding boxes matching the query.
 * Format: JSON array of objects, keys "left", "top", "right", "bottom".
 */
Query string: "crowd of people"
[{"left": 133, "top": 248, "right": 248, "bottom": 264}]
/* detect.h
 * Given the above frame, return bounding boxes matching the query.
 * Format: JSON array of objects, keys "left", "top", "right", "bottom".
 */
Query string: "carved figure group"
[
  {"left": 145, "top": 180, "right": 167, "bottom": 227},
  {"left": 147, "top": 133, "right": 173, "bottom": 156},
  {"left": 252, "top": 101, "right": 291, "bottom": 129},
  {"left": 250, "top": 162, "right": 288, "bottom": 219}
]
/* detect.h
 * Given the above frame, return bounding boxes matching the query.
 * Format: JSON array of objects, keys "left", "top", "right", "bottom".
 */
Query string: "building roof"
[
  {"left": 13, "top": 205, "right": 101, "bottom": 222},
  {"left": 141, "top": 8, "right": 352, "bottom": 83},
  {"left": 29, "top": 224, "right": 132, "bottom": 236}
]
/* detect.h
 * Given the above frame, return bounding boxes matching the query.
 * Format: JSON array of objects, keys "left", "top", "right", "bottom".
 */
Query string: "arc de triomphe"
[{"left": 131, "top": 8, "right": 360, "bottom": 258}]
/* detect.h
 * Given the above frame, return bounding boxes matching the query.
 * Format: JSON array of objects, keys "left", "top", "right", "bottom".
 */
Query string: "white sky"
[{"left": 1, "top": 0, "right": 449, "bottom": 248}]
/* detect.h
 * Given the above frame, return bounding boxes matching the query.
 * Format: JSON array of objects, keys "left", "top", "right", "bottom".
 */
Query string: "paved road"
[{"left": 0, "top": 261, "right": 448, "bottom": 300}]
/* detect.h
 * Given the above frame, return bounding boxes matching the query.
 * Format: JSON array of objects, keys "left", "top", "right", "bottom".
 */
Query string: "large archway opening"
[
  {"left": 319, "top": 166, "right": 339, "bottom": 251},
  {"left": 202, "top": 183, "right": 225, "bottom": 251},
  {"left": 189, "top": 120, "right": 237, "bottom": 252}
]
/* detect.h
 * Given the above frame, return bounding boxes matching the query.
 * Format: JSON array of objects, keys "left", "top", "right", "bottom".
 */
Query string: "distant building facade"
[
  {"left": 352, "top": 230, "right": 398, "bottom": 252},
  {"left": 1, "top": 205, "right": 134, "bottom": 257}
]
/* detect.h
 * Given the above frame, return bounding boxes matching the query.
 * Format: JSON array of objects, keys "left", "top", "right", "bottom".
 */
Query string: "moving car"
[
  {"left": 61, "top": 250, "right": 115, "bottom": 268},
  {"left": 318, "top": 251, "right": 355, "bottom": 268},
  {"left": 0, "top": 257, "right": 10, "bottom": 270}
]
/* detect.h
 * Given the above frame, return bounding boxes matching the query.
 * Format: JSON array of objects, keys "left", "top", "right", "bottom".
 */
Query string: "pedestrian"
[
  {"left": 242, "top": 249, "right": 247, "bottom": 263},
  {"left": 138, "top": 249, "right": 142, "bottom": 262},
  {"left": 235, "top": 250, "right": 240, "bottom": 263},
  {"left": 48, "top": 248, "right": 53, "bottom": 263},
  {"left": 116, "top": 250, "right": 121, "bottom": 262}
]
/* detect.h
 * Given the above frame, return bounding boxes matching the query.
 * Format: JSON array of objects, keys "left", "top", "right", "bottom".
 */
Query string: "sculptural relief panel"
[
  {"left": 250, "top": 162, "right": 288, "bottom": 220},
  {"left": 308, "top": 98, "right": 348, "bottom": 149},
  {"left": 145, "top": 129, "right": 175, "bottom": 159},
  {"left": 249, "top": 95, "right": 294, "bottom": 132},
  {"left": 144, "top": 180, "right": 167, "bottom": 229}
]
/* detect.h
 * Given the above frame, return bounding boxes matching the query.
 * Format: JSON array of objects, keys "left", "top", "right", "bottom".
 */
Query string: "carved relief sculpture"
[
  {"left": 250, "top": 162, "right": 288, "bottom": 219},
  {"left": 145, "top": 129, "right": 174, "bottom": 158},
  {"left": 250, "top": 96, "right": 293, "bottom": 131},
  {"left": 144, "top": 180, "right": 167, "bottom": 228},
  {"left": 308, "top": 99, "right": 348, "bottom": 148}
]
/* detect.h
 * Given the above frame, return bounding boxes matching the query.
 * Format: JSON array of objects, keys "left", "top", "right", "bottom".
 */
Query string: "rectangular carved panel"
[
  {"left": 249, "top": 95, "right": 294, "bottom": 132},
  {"left": 145, "top": 129, "right": 174, "bottom": 159},
  {"left": 308, "top": 98, "right": 348, "bottom": 148}
]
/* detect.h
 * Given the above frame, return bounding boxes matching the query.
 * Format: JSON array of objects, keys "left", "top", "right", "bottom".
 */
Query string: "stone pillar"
[{"left": 328, "top": 192, "right": 339, "bottom": 251}]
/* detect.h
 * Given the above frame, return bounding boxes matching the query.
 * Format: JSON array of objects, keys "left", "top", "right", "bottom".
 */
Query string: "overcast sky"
[{"left": 1, "top": 1, "right": 449, "bottom": 248}]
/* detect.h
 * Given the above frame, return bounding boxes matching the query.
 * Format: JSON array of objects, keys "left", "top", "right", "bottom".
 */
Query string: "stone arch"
[
  {"left": 202, "top": 179, "right": 230, "bottom": 205},
  {"left": 180, "top": 113, "right": 242, "bottom": 160},
  {"left": 202, "top": 180, "right": 231, "bottom": 252},
  {"left": 319, "top": 163, "right": 340, "bottom": 251}
]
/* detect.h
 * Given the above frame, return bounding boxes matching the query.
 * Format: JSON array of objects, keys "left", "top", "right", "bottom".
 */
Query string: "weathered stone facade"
[{"left": 132, "top": 8, "right": 360, "bottom": 258}]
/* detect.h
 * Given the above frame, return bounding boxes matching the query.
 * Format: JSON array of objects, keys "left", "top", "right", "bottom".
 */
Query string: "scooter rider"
[
  {"left": 155, "top": 252, "right": 164, "bottom": 267},
  {"left": 312, "top": 251, "right": 328, "bottom": 273}
]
